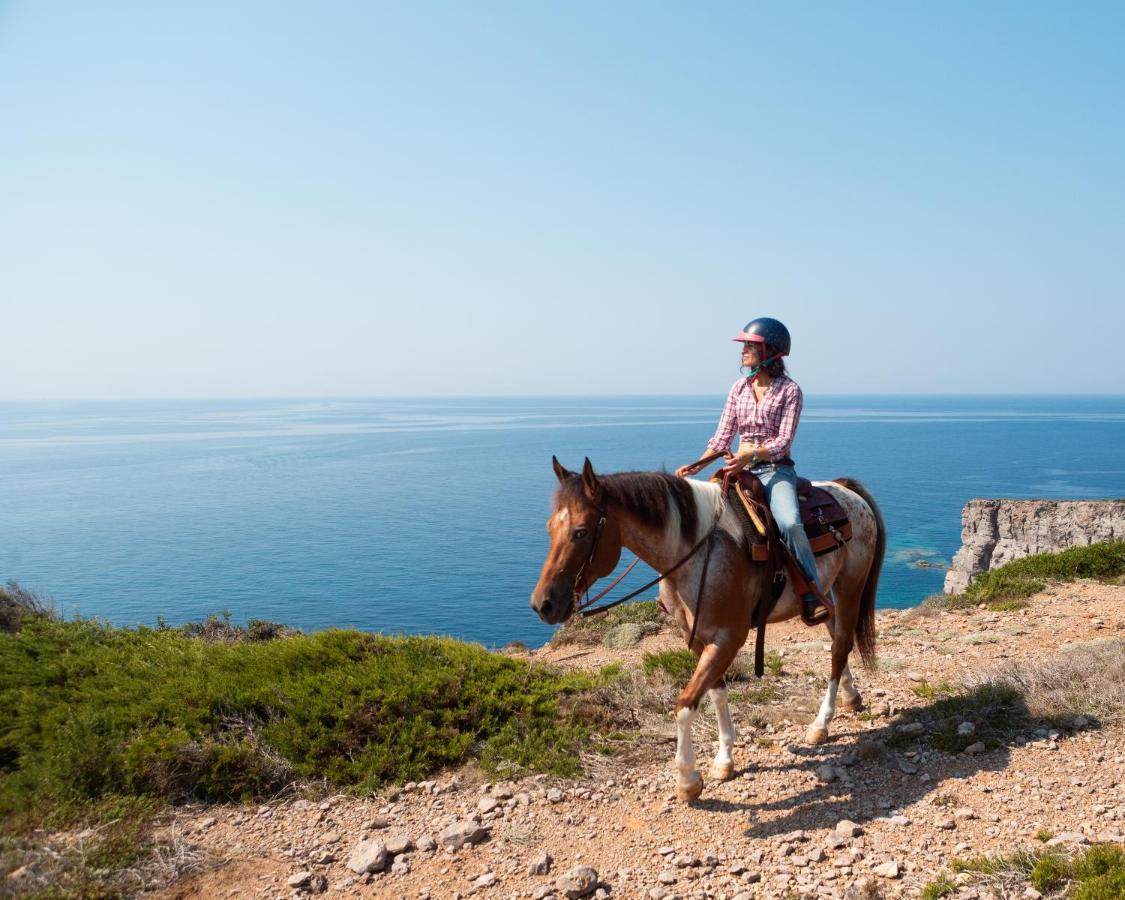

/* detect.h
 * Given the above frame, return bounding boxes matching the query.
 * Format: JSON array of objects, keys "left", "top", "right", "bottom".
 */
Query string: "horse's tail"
[{"left": 834, "top": 477, "right": 884, "bottom": 671}]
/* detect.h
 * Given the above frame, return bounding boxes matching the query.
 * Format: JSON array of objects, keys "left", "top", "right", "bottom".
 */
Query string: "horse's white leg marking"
[
  {"left": 674, "top": 706, "right": 703, "bottom": 801},
  {"left": 806, "top": 677, "right": 839, "bottom": 745},
  {"left": 708, "top": 687, "right": 736, "bottom": 781}
]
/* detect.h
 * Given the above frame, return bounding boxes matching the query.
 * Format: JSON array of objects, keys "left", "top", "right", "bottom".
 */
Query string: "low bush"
[
  {"left": 550, "top": 599, "right": 666, "bottom": 647},
  {"left": 0, "top": 615, "right": 605, "bottom": 830}
]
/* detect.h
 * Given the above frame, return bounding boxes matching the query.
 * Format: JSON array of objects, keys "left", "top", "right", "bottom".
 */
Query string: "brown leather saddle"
[
  {"left": 714, "top": 470, "right": 853, "bottom": 675},
  {"left": 730, "top": 472, "right": 852, "bottom": 562}
]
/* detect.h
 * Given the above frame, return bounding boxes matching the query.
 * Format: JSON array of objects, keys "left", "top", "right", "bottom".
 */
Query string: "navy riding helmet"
[{"left": 732, "top": 317, "right": 791, "bottom": 356}]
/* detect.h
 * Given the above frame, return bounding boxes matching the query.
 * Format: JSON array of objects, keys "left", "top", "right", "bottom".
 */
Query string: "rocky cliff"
[{"left": 944, "top": 498, "right": 1125, "bottom": 593}]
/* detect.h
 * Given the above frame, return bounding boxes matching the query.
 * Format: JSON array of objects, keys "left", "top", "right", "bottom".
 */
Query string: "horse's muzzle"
[{"left": 530, "top": 585, "right": 574, "bottom": 625}]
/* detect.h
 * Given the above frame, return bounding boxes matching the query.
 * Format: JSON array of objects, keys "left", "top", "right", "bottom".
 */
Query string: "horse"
[{"left": 530, "top": 457, "right": 885, "bottom": 803}]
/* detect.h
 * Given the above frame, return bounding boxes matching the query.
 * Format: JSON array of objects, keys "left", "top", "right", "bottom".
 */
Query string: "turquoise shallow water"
[{"left": 1, "top": 395, "right": 1123, "bottom": 648}]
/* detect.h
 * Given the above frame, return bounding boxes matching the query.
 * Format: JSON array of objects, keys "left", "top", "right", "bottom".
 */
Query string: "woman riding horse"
[{"left": 675, "top": 316, "right": 831, "bottom": 626}]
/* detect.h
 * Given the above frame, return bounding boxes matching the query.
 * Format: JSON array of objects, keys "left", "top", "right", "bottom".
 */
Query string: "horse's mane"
[{"left": 556, "top": 470, "right": 700, "bottom": 545}]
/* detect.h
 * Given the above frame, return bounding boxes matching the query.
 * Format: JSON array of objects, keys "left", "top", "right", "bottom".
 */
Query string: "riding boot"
[{"left": 801, "top": 593, "right": 831, "bottom": 625}]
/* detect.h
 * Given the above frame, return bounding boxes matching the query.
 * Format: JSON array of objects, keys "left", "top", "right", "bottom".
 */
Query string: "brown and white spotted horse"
[{"left": 531, "top": 458, "right": 885, "bottom": 803}]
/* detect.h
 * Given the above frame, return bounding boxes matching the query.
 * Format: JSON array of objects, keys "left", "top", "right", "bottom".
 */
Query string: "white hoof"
[
  {"left": 709, "top": 761, "right": 734, "bottom": 782},
  {"left": 676, "top": 771, "right": 704, "bottom": 803},
  {"left": 805, "top": 725, "right": 829, "bottom": 745}
]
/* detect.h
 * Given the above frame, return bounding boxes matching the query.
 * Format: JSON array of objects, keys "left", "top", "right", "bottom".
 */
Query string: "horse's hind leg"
[
  {"left": 823, "top": 618, "right": 863, "bottom": 712},
  {"left": 674, "top": 641, "right": 741, "bottom": 802},
  {"left": 806, "top": 588, "right": 862, "bottom": 745},
  {"left": 707, "top": 681, "right": 736, "bottom": 781}
]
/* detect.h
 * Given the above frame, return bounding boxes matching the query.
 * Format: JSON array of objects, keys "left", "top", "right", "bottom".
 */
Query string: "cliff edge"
[{"left": 944, "top": 498, "right": 1125, "bottom": 593}]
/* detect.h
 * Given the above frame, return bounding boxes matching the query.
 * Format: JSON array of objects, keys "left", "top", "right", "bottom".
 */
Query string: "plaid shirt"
[{"left": 706, "top": 374, "right": 803, "bottom": 462}]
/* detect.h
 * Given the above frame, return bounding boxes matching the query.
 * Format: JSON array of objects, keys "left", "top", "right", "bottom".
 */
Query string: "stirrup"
[{"left": 801, "top": 596, "right": 830, "bottom": 626}]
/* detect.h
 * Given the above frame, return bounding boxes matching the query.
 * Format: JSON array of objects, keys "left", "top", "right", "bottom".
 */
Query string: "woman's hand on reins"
[{"left": 675, "top": 462, "right": 702, "bottom": 477}]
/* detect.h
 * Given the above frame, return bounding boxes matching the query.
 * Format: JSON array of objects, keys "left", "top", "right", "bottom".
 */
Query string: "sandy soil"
[{"left": 148, "top": 583, "right": 1124, "bottom": 900}]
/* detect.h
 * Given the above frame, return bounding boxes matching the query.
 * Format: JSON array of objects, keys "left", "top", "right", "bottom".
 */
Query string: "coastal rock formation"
[{"left": 944, "top": 498, "right": 1125, "bottom": 593}]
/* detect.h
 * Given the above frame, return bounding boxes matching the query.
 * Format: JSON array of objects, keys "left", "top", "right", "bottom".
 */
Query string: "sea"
[{"left": 2, "top": 395, "right": 1123, "bottom": 649}]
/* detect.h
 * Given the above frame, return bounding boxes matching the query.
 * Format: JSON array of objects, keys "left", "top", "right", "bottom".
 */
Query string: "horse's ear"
[
  {"left": 552, "top": 455, "right": 574, "bottom": 484},
  {"left": 581, "top": 457, "right": 602, "bottom": 502}
]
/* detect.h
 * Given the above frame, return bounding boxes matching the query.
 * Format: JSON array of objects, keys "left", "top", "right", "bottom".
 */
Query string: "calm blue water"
[{"left": 2, "top": 395, "right": 1123, "bottom": 648}]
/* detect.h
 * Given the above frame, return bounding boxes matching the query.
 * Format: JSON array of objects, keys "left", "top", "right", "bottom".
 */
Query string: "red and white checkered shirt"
[{"left": 706, "top": 374, "right": 804, "bottom": 462}]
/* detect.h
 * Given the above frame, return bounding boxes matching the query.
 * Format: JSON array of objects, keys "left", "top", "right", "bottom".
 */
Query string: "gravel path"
[{"left": 153, "top": 583, "right": 1124, "bottom": 900}]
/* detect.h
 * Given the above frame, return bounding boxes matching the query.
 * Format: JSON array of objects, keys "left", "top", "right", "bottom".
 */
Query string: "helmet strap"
[{"left": 743, "top": 354, "right": 780, "bottom": 384}]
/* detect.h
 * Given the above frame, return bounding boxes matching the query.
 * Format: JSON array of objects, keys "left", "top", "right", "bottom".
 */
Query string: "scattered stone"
[
  {"left": 964, "top": 741, "right": 987, "bottom": 755},
  {"left": 935, "top": 817, "right": 956, "bottom": 830},
  {"left": 198, "top": 816, "right": 216, "bottom": 830},
  {"left": 346, "top": 839, "right": 388, "bottom": 874},
  {"left": 1024, "top": 888, "right": 1043, "bottom": 900},
  {"left": 472, "top": 872, "right": 497, "bottom": 889},
  {"left": 491, "top": 782, "right": 515, "bottom": 800},
  {"left": 529, "top": 850, "right": 553, "bottom": 876},
  {"left": 808, "top": 848, "right": 826, "bottom": 863},
  {"left": 477, "top": 796, "right": 500, "bottom": 815},
  {"left": 898, "top": 760, "right": 919, "bottom": 775},
  {"left": 954, "top": 807, "right": 976, "bottom": 820},
  {"left": 1045, "top": 832, "right": 1088, "bottom": 847},
  {"left": 873, "top": 861, "right": 900, "bottom": 879},
  {"left": 439, "top": 819, "right": 489, "bottom": 850},
  {"left": 898, "top": 722, "right": 924, "bottom": 735},
  {"left": 384, "top": 834, "right": 413, "bottom": 855},
  {"left": 417, "top": 835, "right": 437, "bottom": 852},
  {"left": 533, "top": 886, "right": 556, "bottom": 900},
  {"left": 556, "top": 865, "right": 599, "bottom": 898},
  {"left": 658, "top": 870, "right": 677, "bottom": 884},
  {"left": 288, "top": 871, "right": 314, "bottom": 888},
  {"left": 835, "top": 820, "right": 863, "bottom": 838},
  {"left": 816, "top": 764, "right": 837, "bottom": 782},
  {"left": 887, "top": 815, "right": 912, "bottom": 826},
  {"left": 391, "top": 858, "right": 410, "bottom": 875},
  {"left": 547, "top": 788, "right": 565, "bottom": 803},
  {"left": 958, "top": 721, "right": 976, "bottom": 736}
]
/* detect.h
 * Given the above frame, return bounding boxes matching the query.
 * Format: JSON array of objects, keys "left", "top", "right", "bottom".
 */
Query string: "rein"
[{"left": 577, "top": 496, "right": 725, "bottom": 621}]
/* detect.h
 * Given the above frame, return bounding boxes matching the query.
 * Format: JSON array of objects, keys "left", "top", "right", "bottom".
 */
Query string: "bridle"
[{"left": 571, "top": 495, "right": 725, "bottom": 649}]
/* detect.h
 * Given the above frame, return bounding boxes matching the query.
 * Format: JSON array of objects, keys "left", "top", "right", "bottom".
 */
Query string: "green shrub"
[
  {"left": 551, "top": 600, "right": 665, "bottom": 647},
  {"left": 0, "top": 617, "right": 601, "bottom": 829},
  {"left": 643, "top": 649, "right": 697, "bottom": 683},
  {"left": 920, "top": 875, "right": 956, "bottom": 900}
]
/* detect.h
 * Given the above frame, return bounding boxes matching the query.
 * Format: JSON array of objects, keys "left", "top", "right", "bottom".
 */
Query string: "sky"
[{"left": 1, "top": 2, "right": 1123, "bottom": 399}]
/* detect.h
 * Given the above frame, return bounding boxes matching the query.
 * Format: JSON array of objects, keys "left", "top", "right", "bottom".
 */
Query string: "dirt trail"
[{"left": 154, "top": 584, "right": 1124, "bottom": 900}]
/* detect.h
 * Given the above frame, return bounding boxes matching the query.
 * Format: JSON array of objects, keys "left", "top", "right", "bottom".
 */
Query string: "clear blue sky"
[{"left": 2, "top": 2, "right": 1122, "bottom": 399}]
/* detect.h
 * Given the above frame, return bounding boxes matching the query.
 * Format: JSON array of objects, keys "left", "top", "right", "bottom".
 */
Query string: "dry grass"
[
  {"left": 0, "top": 815, "right": 209, "bottom": 897},
  {"left": 983, "top": 638, "right": 1125, "bottom": 725}
]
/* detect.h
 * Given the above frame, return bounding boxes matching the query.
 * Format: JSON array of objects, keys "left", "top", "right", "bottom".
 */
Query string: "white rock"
[
  {"left": 964, "top": 741, "right": 986, "bottom": 754},
  {"left": 873, "top": 861, "right": 899, "bottom": 879},
  {"left": 547, "top": 788, "right": 565, "bottom": 803},
  {"left": 556, "top": 865, "right": 599, "bottom": 898},
  {"left": 288, "top": 870, "right": 314, "bottom": 888},
  {"left": 472, "top": 871, "right": 497, "bottom": 888},
  {"left": 528, "top": 850, "right": 553, "bottom": 876},
  {"left": 439, "top": 818, "right": 489, "bottom": 849},
  {"left": 835, "top": 820, "right": 863, "bottom": 838},
  {"left": 477, "top": 796, "right": 500, "bottom": 815},
  {"left": 346, "top": 839, "right": 388, "bottom": 874},
  {"left": 384, "top": 834, "right": 413, "bottom": 855},
  {"left": 958, "top": 721, "right": 976, "bottom": 736}
]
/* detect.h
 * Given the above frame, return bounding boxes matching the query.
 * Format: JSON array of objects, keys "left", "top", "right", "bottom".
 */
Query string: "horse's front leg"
[
  {"left": 674, "top": 642, "right": 740, "bottom": 802},
  {"left": 708, "top": 685, "right": 736, "bottom": 781}
]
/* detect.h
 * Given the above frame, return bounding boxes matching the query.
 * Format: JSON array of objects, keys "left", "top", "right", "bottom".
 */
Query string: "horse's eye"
[{"left": 572, "top": 527, "right": 588, "bottom": 541}]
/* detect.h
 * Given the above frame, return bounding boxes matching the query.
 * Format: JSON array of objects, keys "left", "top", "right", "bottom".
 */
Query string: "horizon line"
[{"left": 3, "top": 391, "right": 1125, "bottom": 404}]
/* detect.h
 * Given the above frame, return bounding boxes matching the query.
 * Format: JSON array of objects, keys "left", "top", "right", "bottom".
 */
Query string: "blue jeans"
[{"left": 752, "top": 463, "right": 822, "bottom": 596}]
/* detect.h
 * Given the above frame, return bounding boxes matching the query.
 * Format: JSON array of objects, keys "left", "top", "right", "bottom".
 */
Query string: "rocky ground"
[{"left": 146, "top": 583, "right": 1123, "bottom": 900}]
